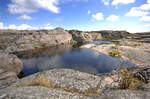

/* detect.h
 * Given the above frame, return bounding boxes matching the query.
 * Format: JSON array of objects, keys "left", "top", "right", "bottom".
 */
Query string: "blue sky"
[{"left": 0, "top": 0, "right": 150, "bottom": 33}]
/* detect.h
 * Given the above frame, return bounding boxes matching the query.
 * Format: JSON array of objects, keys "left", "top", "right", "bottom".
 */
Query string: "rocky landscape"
[{"left": 0, "top": 28, "right": 150, "bottom": 99}]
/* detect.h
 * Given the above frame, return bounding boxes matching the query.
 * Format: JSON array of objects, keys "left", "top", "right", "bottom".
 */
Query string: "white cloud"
[
  {"left": 40, "top": 24, "right": 54, "bottom": 30},
  {"left": 106, "top": 14, "right": 119, "bottom": 22},
  {"left": 140, "top": 16, "right": 150, "bottom": 21},
  {"left": 8, "top": 0, "right": 59, "bottom": 14},
  {"left": 8, "top": 24, "right": 35, "bottom": 30},
  {"left": 8, "top": 0, "right": 89, "bottom": 14},
  {"left": 126, "top": 24, "right": 150, "bottom": 33},
  {"left": 125, "top": 7, "right": 149, "bottom": 17},
  {"left": 140, "top": 3, "right": 150, "bottom": 10},
  {"left": 102, "top": 0, "right": 110, "bottom": 5},
  {"left": 92, "top": 12, "right": 104, "bottom": 21},
  {"left": 0, "top": 22, "right": 54, "bottom": 30},
  {"left": 0, "top": 22, "right": 4, "bottom": 29},
  {"left": 61, "top": 0, "right": 88, "bottom": 2},
  {"left": 17, "top": 14, "right": 32, "bottom": 20},
  {"left": 148, "top": 0, "right": 150, "bottom": 3},
  {"left": 112, "top": 0, "right": 136, "bottom": 5},
  {"left": 87, "top": 10, "right": 91, "bottom": 14}
]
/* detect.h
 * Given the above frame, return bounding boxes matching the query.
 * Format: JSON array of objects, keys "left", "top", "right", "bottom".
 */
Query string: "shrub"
[
  {"left": 119, "top": 68, "right": 144, "bottom": 90},
  {"left": 109, "top": 48, "right": 122, "bottom": 58}
]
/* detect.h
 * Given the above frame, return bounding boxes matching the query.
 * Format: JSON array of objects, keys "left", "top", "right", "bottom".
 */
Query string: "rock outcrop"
[
  {"left": 0, "top": 66, "right": 150, "bottom": 99},
  {"left": 94, "top": 90, "right": 150, "bottom": 99},
  {"left": 0, "top": 28, "right": 73, "bottom": 53},
  {"left": 81, "top": 42, "right": 150, "bottom": 65},
  {"left": 98, "top": 30, "right": 129, "bottom": 39},
  {"left": 0, "top": 86, "right": 89, "bottom": 99},
  {"left": 0, "top": 52, "right": 22, "bottom": 90},
  {"left": 68, "top": 30, "right": 102, "bottom": 44},
  {"left": 0, "top": 52, "right": 22, "bottom": 75}
]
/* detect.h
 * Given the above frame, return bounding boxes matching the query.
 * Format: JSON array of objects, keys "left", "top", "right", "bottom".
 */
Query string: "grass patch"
[
  {"left": 109, "top": 48, "right": 122, "bottom": 58},
  {"left": 119, "top": 68, "right": 144, "bottom": 90}
]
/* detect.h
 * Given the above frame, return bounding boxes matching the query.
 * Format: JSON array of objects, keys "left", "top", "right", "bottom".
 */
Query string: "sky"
[{"left": 0, "top": 0, "right": 150, "bottom": 33}]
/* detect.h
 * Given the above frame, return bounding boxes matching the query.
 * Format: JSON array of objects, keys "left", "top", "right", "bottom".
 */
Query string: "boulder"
[
  {"left": 0, "top": 68, "right": 17, "bottom": 90},
  {"left": 0, "top": 52, "right": 22, "bottom": 75},
  {"left": 0, "top": 53, "right": 22, "bottom": 89}
]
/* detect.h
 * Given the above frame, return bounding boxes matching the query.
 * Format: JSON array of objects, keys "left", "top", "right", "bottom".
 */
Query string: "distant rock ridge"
[
  {"left": 0, "top": 27, "right": 139, "bottom": 53},
  {"left": 0, "top": 28, "right": 73, "bottom": 53}
]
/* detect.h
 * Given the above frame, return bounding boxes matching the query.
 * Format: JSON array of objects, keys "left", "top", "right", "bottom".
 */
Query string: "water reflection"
[
  {"left": 16, "top": 45, "right": 136, "bottom": 77},
  {"left": 89, "top": 40, "right": 113, "bottom": 45}
]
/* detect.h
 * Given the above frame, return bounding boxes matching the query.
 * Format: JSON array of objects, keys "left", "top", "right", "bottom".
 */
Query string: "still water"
[{"left": 16, "top": 42, "right": 136, "bottom": 77}]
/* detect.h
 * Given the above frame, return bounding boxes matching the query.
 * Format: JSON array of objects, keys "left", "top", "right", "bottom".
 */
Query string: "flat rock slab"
[
  {"left": 120, "top": 46, "right": 150, "bottom": 65},
  {"left": 94, "top": 90, "right": 150, "bottom": 99},
  {"left": 12, "top": 69, "right": 122, "bottom": 96},
  {"left": 0, "top": 86, "right": 89, "bottom": 99}
]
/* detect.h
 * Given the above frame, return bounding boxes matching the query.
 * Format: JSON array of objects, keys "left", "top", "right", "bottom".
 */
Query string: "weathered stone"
[
  {"left": 0, "top": 69, "right": 17, "bottom": 90},
  {"left": 12, "top": 69, "right": 124, "bottom": 96},
  {"left": 93, "top": 90, "right": 150, "bottom": 99},
  {"left": 120, "top": 46, "right": 150, "bottom": 65},
  {"left": 0, "top": 67, "right": 149, "bottom": 98},
  {"left": 0, "top": 28, "right": 73, "bottom": 53},
  {"left": 68, "top": 30, "right": 93, "bottom": 44},
  {"left": 0, "top": 52, "right": 22, "bottom": 75},
  {"left": 0, "top": 86, "right": 89, "bottom": 99}
]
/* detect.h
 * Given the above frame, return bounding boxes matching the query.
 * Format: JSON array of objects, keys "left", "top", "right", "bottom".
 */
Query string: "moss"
[{"left": 119, "top": 68, "right": 144, "bottom": 90}]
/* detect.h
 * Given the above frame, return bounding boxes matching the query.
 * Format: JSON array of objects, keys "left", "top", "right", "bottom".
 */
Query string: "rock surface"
[
  {"left": 0, "top": 67, "right": 150, "bottom": 98},
  {"left": 94, "top": 90, "right": 150, "bottom": 99},
  {"left": 81, "top": 42, "right": 150, "bottom": 65},
  {"left": 0, "top": 69, "right": 17, "bottom": 90},
  {"left": 0, "top": 28, "right": 73, "bottom": 53},
  {"left": 68, "top": 30, "right": 93, "bottom": 44},
  {"left": 0, "top": 52, "right": 22, "bottom": 90},
  {"left": 120, "top": 46, "right": 150, "bottom": 65},
  {"left": 0, "top": 86, "right": 89, "bottom": 99},
  {"left": 0, "top": 52, "right": 22, "bottom": 75}
]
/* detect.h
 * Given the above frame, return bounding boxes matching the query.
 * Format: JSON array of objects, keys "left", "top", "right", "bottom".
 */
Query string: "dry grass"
[
  {"left": 119, "top": 68, "right": 144, "bottom": 90},
  {"left": 109, "top": 47, "right": 122, "bottom": 58},
  {"left": 24, "top": 74, "right": 102, "bottom": 96}
]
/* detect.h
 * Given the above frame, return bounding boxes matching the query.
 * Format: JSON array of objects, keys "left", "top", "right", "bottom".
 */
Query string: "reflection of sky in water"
[
  {"left": 21, "top": 47, "right": 136, "bottom": 77},
  {"left": 89, "top": 40, "right": 113, "bottom": 45}
]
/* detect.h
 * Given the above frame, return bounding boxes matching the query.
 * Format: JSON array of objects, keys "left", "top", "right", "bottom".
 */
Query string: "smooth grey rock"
[
  {"left": 0, "top": 86, "right": 89, "bottom": 99},
  {"left": 12, "top": 69, "right": 122, "bottom": 95},
  {"left": 120, "top": 46, "right": 150, "bottom": 65},
  {"left": 0, "top": 53, "right": 22, "bottom": 75},
  {"left": 93, "top": 90, "right": 150, "bottom": 99},
  {"left": 0, "top": 69, "right": 17, "bottom": 90}
]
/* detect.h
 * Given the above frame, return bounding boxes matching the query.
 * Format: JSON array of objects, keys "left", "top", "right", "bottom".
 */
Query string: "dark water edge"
[{"left": 15, "top": 42, "right": 136, "bottom": 77}]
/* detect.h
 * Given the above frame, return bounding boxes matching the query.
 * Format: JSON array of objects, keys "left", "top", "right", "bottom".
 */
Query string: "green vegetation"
[
  {"left": 103, "top": 36, "right": 121, "bottom": 40},
  {"left": 109, "top": 47, "right": 122, "bottom": 58},
  {"left": 119, "top": 68, "right": 144, "bottom": 90}
]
